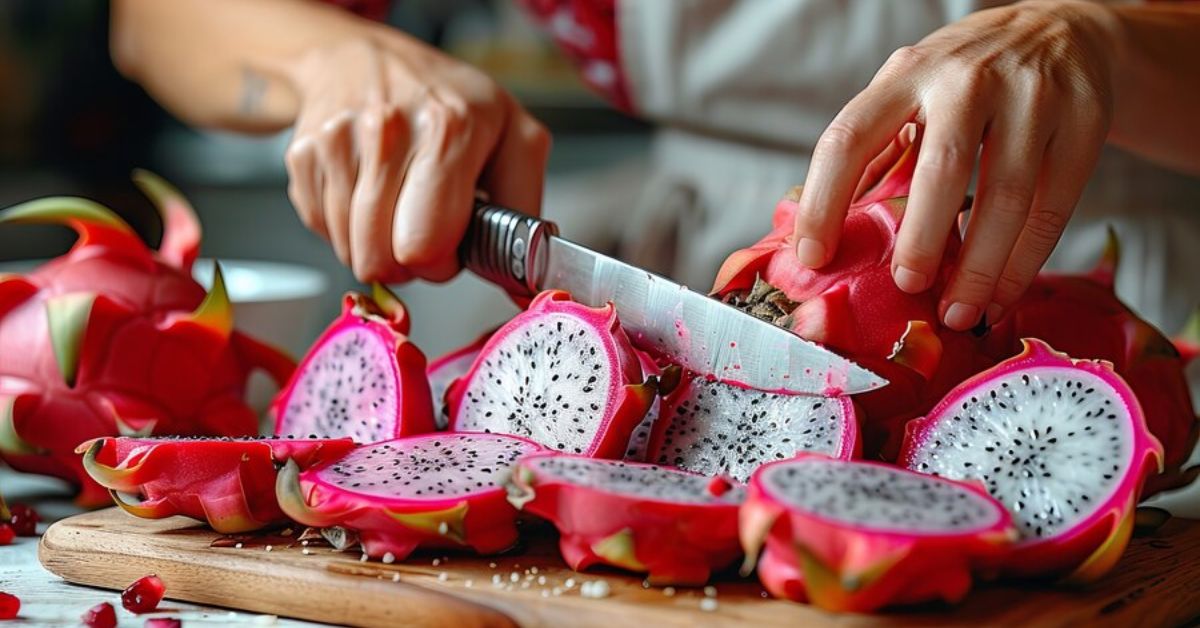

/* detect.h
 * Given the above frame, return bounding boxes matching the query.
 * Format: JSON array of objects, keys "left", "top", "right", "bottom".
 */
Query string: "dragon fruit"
[
  {"left": 0, "top": 171, "right": 295, "bottom": 506},
  {"left": 741, "top": 454, "right": 1016, "bottom": 612},
  {"left": 623, "top": 352, "right": 679, "bottom": 462},
  {"left": 711, "top": 141, "right": 989, "bottom": 457},
  {"left": 78, "top": 435, "right": 355, "bottom": 533},
  {"left": 446, "top": 290, "right": 653, "bottom": 457},
  {"left": 900, "top": 339, "right": 1163, "bottom": 581},
  {"left": 508, "top": 452, "right": 744, "bottom": 585},
  {"left": 981, "top": 231, "right": 1197, "bottom": 496},
  {"left": 276, "top": 432, "right": 543, "bottom": 560},
  {"left": 645, "top": 374, "right": 859, "bottom": 482},
  {"left": 271, "top": 284, "right": 435, "bottom": 443},
  {"left": 426, "top": 329, "right": 492, "bottom": 429}
]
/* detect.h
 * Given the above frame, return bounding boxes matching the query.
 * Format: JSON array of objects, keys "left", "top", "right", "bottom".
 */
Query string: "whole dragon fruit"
[
  {"left": 0, "top": 172, "right": 294, "bottom": 506},
  {"left": 446, "top": 290, "right": 654, "bottom": 457},
  {"left": 710, "top": 142, "right": 989, "bottom": 457},
  {"left": 271, "top": 284, "right": 435, "bottom": 442},
  {"left": 980, "top": 231, "right": 1197, "bottom": 496},
  {"left": 78, "top": 435, "right": 355, "bottom": 533},
  {"left": 508, "top": 452, "right": 744, "bottom": 585},
  {"left": 900, "top": 339, "right": 1163, "bottom": 581},
  {"left": 426, "top": 329, "right": 493, "bottom": 429},
  {"left": 741, "top": 454, "right": 1016, "bottom": 612},
  {"left": 276, "top": 432, "right": 543, "bottom": 560},
  {"left": 645, "top": 374, "right": 859, "bottom": 482}
]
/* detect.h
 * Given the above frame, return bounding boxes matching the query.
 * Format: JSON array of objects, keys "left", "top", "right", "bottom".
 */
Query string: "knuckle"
[
  {"left": 1023, "top": 207, "right": 1069, "bottom": 245},
  {"left": 884, "top": 46, "right": 924, "bottom": 72},
  {"left": 521, "top": 118, "right": 552, "bottom": 154},
  {"left": 392, "top": 235, "right": 444, "bottom": 269},
  {"left": 895, "top": 241, "right": 943, "bottom": 272},
  {"left": 954, "top": 265, "right": 999, "bottom": 291},
  {"left": 817, "top": 120, "right": 866, "bottom": 155},
  {"left": 993, "top": 272, "right": 1028, "bottom": 303},
  {"left": 918, "top": 142, "right": 973, "bottom": 178},
  {"left": 982, "top": 180, "right": 1033, "bottom": 218}
]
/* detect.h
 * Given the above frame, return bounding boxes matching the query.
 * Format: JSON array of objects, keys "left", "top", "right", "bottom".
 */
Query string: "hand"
[
  {"left": 793, "top": 0, "right": 1118, "bottom": 330},
  {"left": 280, "top": 36, "right": 550, "bottom": 283}
]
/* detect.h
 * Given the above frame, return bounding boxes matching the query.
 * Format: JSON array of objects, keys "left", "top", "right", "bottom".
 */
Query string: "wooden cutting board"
[{"left": 39, "top": 508, "right": 1200, "bottom": 628}]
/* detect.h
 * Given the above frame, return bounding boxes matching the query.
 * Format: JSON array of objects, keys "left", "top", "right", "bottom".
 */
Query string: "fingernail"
[
  {"left": 796, "top": 238, "right": 827, "bottom": 267},
  {"left": 894, "top": 266, "right": 928, "bottom": 293},
  {"left": 944, "top": 302, "right": 981, "bottom": 330},
  {"left": 986, "top": 302, "right": 1003, "bottom": 325}
]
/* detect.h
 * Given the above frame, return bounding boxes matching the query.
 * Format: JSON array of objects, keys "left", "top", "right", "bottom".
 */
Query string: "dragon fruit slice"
[
  {"left": 446, "top": 290, "right": 653, "bottom": 457},
  {"left": 900, "top": 339, "right": 1164, "bottom": 581},
  {"left": 710, "top": 140, "right": 991, "bottom": 458},
  {"left": 982, "top": 230, "right": 1197, "bottom": 496},
  {"left": 742, "top": 454, "right": 1016, "bottom": 612},
  {"left": 271, "top": 284, "right": 434, "bottom": 443},
  {"left": 276, "top": 433, "right": 543, "bottom": 560},
  {"left": 622, "top": 352, "right": 679, "bottom": 462},
  {"left": 78, "top": 435, "right": 355, "bottom": 533},
  {"left": 0, "top": 172, "right": 295, "bottom": 506},
  {"left": 426, "top": 329, "right": 493, "bottom": 429},
  {"left": 508, "top": 452, "right": 744, "bottom": 585},
  {"left": 645, "top": 372, "right": 858, "bottom": 482}
]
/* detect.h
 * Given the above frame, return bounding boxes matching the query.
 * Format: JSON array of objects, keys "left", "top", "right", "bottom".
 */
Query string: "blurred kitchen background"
[{"left": 0, "top": 0, "right": 655, "bottom": 359}]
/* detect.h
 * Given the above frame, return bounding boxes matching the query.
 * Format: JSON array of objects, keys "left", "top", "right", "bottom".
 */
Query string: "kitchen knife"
[{"left": 459, "top": 201, "right": 887, "bottom": 395}]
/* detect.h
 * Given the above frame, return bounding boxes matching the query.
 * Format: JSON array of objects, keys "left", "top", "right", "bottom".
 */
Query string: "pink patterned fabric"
[{"left": 518, "top": 0, "right": 631, "bottom": 112}]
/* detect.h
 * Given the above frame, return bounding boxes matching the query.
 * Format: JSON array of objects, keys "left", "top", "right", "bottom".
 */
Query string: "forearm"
[
  {"left": 110, "top": 0, "right": 376, "bottom": 133},
  {"left": 1103, "top": 2, "right": 1200, "bottom": 175}
]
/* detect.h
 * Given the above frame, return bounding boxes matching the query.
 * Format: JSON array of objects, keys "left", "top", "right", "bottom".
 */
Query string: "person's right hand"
[{"left": 280, "top": 35, "right": 551, "bottom": 283}]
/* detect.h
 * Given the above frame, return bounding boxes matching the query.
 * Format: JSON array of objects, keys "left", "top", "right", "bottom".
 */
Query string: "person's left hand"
[{"left": 792, "top": 0, "right": 1119, "bottom": 330}]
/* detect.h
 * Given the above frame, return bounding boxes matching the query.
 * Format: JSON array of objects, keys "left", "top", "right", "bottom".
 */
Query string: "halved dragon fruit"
[
  {"left": 742, "top": 454, "right": 1015, "bottom": 612},
  {"left": 446, "top": 290, "right": 653, "bottom": 458},
  {"left": 271, "top": 284, "right": 434, "bottom": 443},
  {"left": 276, "top": 433, "right": 543, "bottom": 560},
  {"left": 645, "top": 373, "right": 858, "bottom": 482},
  {"left": 900, "top": 339, "right": 1164, "bottom": 581},
  {"left": 508, "top": 452, "right": 744, "bottom": 585},
  {"left": 78, "top": 435, "right": 355, "bottom": 533},
  {"left": 426, "top": 329, "right": 492, "bottom": 429}
]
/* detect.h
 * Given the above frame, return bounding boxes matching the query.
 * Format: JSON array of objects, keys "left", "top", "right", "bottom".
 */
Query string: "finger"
[
  {"left": 892, "top": 92, "right": 989, "bottom": 295},
  {"left": 349, "top": 106, "right": 413, "bottom": 283},
  {"left": 990, "top": 123, "right": 1102, "bottom": 319},
  {"left": 392, "top": 101, "right": 490, "bottom": 282},
  {"left": 285, "top": 134, "right": 327, "bottom": 239},
  {"left": 938, "top": 110, "right": 1048, "bottom": 330},
  {"left": 316, "top": 113, "right": 358, "bottom": 268},
  {"left": 853, "top": 122, "right": 920, "bottom": 202},
  {"left": 794, "top": 84, "right": 916, "bottom": 267},
  {"left": 479, "top": 105, "right": 550, "bottom": 216}
]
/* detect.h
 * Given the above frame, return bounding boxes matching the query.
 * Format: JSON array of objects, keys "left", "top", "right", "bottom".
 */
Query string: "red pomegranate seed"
[
  {"left": 7, "top": 504, "right": 39, "bottom": 536},
  {"left": 144, "top": 618, "right": 182, "bottom": 627},
  {"left": 81, "top": 602, "right": 116, "bottom": 628},
  {"left": 0, "top": 524, "right": 14, "bottom": 546},
  {"left": 122, "top": 574, "right": 166, "bottom": 613},
  {"left": 0, "top": 593, "right": 19, "bottom": 620}
]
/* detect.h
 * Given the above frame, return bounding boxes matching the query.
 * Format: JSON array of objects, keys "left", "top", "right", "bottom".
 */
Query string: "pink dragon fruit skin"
[
  {"left": 78, "top": 435, "right": 356, "bottom": 533},
  {"left": 0, "top": 171, "right": 295, "bottom": 506},
  {"left": 900, "top": 339, "right": 1164, "bottom": 581}
]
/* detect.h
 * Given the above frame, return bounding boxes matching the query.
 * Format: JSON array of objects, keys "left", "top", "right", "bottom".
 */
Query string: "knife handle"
[{"left": 460, "top": 200, "right": 559, "bottom": 298}]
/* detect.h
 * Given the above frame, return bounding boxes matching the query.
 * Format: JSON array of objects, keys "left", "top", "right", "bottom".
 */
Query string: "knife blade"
[{"left": 460, "top": 201, "right": 887, "bottom": 395}]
